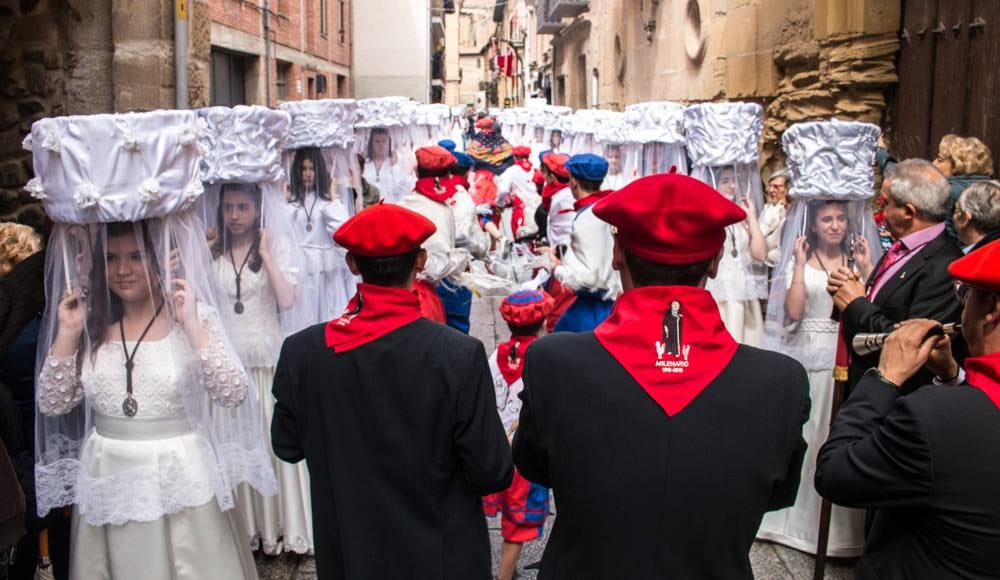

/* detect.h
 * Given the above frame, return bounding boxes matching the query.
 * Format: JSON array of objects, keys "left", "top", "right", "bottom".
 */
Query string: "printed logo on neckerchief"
[
  {"left": 414, "top": 176, "right": 457, "bottom": 204},
  {"left": 594, "top": 286, "right": 738, "bottom": 416},
  {"left": 325, "top": 283, "right": 423, "bottom": 353},
  {"left": 965, "top": 352, "right": 1000, "bottom": 410},
  {"left": 496, "top": 335, "right": 539, "bottom": 386}
]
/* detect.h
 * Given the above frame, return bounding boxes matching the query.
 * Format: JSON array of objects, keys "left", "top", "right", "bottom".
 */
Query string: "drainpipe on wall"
[
  {"left": 175, "top": 0, "right": 189, "bottom": 108},
  {"left": 264, "top": 0, "right": 273, "bottom": 106}
]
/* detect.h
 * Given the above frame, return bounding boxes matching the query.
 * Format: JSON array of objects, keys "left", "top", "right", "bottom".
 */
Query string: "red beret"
[
  {"left": 333, "top": 201, "right": 436, "bottom": 257},
  {"left": 415, "top": 146, "right": 456, "bottom": 172},
  {"left": 542, "top": 153, "right": 571, "bottom": 180},
  {"left": 499, "top": 289, "right": 555, "bottom": 326},
  {"left": 592, "top": 173, "right": 746, "bottom": 264},
  {"left": 949, "top": 240, "right": 1000, "bottom": 293},
  {"left": 512, "top": 145, "right": 532, "bottom": 157},
  {"left": 475, "top": 117, "right": 494, "bottom": 129}
]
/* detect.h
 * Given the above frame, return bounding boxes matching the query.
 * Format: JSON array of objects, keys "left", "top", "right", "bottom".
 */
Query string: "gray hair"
[
  {"left": 958, "top": 180, "right": 1000, "bottom": 232},
  {"left": 768, "top": 169, "right": 792, "bottom": 188},
  {"left": 886, "top": 159, "right": 950, "bottom": 222}
]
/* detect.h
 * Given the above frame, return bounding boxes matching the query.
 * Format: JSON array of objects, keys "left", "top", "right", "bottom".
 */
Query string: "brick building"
[{"left": 210, "top": 0, "right": 353, "bottom": 106}]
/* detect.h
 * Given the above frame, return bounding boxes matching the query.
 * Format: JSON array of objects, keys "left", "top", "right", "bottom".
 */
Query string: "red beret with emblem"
[
  {"left": 541, "top": 153, "right": 571, "bottom": 180},
  {"left": 512, "top": 145, "right": 532, "bottom": 157},
  {"left": 475, "top": 117, "right": 494, "bottom": 129},
  {"left": 592, "top": 172, "right": 746, "bottom": 264},
  {"left": 499, "top": 289, "right": 555, "bottom": 326},
  {"left": 949, "top": 239, "right": 1000, "bottom": 293},
  {"left": 333, "top": 201, "right": 436, "bottom": 257},
  {"left": 415, "top": 145, "right": 456, "bottom": 172}
]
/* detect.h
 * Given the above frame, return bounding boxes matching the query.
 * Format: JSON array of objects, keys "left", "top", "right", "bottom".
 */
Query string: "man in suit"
[
  {"left": 271, "top": 202, "right": 512, "bottom": 580},
  {"left": 513, "top": 173, "right": 810, "bottom": 579},
  {"left": 828, "top": 159, "right": 964, "bottom": 392},
  {"left": 815, "top": 240, "right": 1000, "bottom": 580}
]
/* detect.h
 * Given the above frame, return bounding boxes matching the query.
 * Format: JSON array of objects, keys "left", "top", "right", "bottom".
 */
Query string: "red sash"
[
  {"left": 573, "top": 190, "right": 614, "bottom": 212},
  {"left": 594, "top": 286, "right": 738, "bottom": 416},
  {"left": 414, "top": 177, "right": 456, "bottom": 203},
  {"left": 496, "top": 335, "right": 539, "bottom": 386},
  {"left": 965, "top": 352, "right": 1000, "bottom": 409},
  {"left": 541, "top": 181, "right": 567, "bottom": 211},
  {"left": 325, "top": 283, "right": 422, "bottom": 353}
]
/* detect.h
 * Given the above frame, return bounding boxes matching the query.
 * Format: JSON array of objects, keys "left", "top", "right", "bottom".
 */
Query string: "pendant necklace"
[
  {"left": 302, "top": 192, "right": 320, "bottom": 232},
  {"left": 229, "top": 243, "right": 253, "bottom": 315},
  {"left": 119, "top": 301, "right": 165, "bottom": 417},
  {"left": 726, "top": 226, "right": 738, "bottom": 258},
  {"left": 814, "top": 251, "right": 845, "bottom": 276}
]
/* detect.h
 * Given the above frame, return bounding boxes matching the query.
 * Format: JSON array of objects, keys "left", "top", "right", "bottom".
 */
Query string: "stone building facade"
[
  {"left": 532, "top": 0, "right": 901, "bottom": 172},
  {"left": 1, "top": 0, "right": 352, "bottom": 228}
]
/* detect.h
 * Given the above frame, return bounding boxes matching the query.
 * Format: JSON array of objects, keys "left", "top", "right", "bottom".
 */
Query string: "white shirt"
[
  {"left": 554, "top": 206, "right": 622, "bottom": 298},
  {"left": 546, "top": 186, "right": 575, "bottom": 248}
]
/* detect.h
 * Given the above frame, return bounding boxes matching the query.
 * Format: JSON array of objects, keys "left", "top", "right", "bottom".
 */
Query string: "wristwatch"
[{"left": 864, "top": 367, "right": 900, "bottom": 390}]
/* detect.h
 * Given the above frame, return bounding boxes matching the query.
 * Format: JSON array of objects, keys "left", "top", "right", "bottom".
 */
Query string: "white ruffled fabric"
[
  {"left": 28, "top": 110, "right": 204, "bottom": 224},
  {"left": 199, "top": 105, "right": 291, "bottom": 184},
  {"left": 280, "top": 99, "right": 357, "bottom": 149},
  {"left": 624, "top": 102, "right": 687, "bottom": 144},
  {"left": 355, "top": 96, "right": 418, "bottom": 128},
  {"left": 684, "top": 102, "right": 763, "bottom": 165},
  {"left": 594, "top": 111, "right": 631, "bottom": 145},
  {"left": 782, "top": 120, "right": 881, "bottom": 201},
  {"left": 413, "top": 103, "right": 452, "bottom": 127}
]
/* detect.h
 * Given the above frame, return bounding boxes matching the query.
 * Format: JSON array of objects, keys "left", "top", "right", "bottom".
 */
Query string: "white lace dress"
[
  {"left": 756, "top": 264, "right": 865, "bottom": 557},
  {"left": 705, "top": 222, "right": 767, "bottom": 346},
  {"left": 213, "top": 253, "right": 314, "bottom": 555},
  {"left": 36, "top": 329, "right": 258, "bottom": 580},
  {"left": 286, "top": 192, "right": 358, "bottom": 325}
]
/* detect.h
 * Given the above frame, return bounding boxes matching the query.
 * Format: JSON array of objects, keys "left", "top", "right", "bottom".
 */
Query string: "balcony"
[
  {"left": 431, "top": 16, "right": 445, "bottom": 39},
  {"left": 536, "top": 0, "right": 565, "bottom": 34},
  {"left": 549, "top": 0, "right": 588, "bottom": 19}
]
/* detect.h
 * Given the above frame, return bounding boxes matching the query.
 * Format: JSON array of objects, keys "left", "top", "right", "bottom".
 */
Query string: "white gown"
[
  {"left": 286, "top": 192, "right": 357, "bottom": 324},
  {"left": 705, "top": 222, "right": 766, "bottom": 346},
  {"left": 37, "top": 329, "right": 258, "bottom": 579},
  {"left": 362, "top": 158, "right": 414, "bottom": 203},
  {"left": 756, "top": 264, "right": 865, "bottom": 557},
  {"left": 213, "top": 248, "right": 314, "bottom": 555}
]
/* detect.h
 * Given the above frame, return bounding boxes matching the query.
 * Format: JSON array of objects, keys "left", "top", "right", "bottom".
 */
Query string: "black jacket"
[
  {"left": 842, "top": 230, "right": 964, "bottom": 392},
  {"left": 815, "top": 375, "right": 1000, "bottom": 579},
  {"left": 271, "top": 320, "right": 513, "bottom": 580},
  {"left": 512, "top": 333, "right": 809, "bottom": 579}
]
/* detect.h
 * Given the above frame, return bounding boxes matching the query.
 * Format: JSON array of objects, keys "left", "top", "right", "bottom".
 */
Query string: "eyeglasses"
[{"left": 955, "top": 281, "right": 970, "bottom": 303}]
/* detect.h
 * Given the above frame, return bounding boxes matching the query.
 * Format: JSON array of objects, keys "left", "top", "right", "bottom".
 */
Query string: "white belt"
[
  {"left": 799, "top": 318, "right": 839, "bottom": 333},
  {"left": 94, "top": 414, "right": 193, "bottom": 440}
]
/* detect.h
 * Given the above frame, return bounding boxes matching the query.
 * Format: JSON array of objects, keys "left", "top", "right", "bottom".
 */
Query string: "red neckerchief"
[
  {"left": 594, "top": 286, "right": 738, "bottom": 416},
  {"left": 325, "top": 283, "right": 422, "bottom": 353},
  {"left": 515, "top": 159, "right": 533, "bottom": 173},
  {"left": 510, "top": 194, "right": 526, "bottom": 236},
  {"left": 414, "top": 176, "right": 457, "bottom": 203},
  {"left": 496, "top": 335, "right": 539, "bottom": 385},
  {"left": 452, "top": 175, "right": 471, "bottom": 191},
  {"left": 541, "top": 181, "right": 568, "bottom": 211},
  {"left": 573, "top": 190, "right": 614, "bottom": 212},
  {"left": 964, "top": 352, "right": 1000, "bottom": 409}
]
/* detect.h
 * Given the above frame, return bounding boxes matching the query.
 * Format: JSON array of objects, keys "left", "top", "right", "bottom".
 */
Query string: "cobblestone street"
[{"left": 256, "top": 296, "right": 856, "bottom": 579}]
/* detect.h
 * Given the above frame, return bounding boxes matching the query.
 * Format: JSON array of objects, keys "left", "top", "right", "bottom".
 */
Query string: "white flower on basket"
[
  {"left": 179, "top": 124, "right": 201, "bottom": 148},
  {"left": 74, "top": 182, "right": 100, "bottom": 209},
  {"left": 23, "top": 177, "right": 46, "bottom": 200},
  {"left": 41, "top": 132, "right": 60, "bottom": 154},
  {"left": 21, "top": 133, "right": 33, "bottom": 151},
  {"left": 183, "top": 178, "right": 204, "bottom": 203},
  {"left": 137, "top": 177, "right": 160, "bottom": 202},
  {"left": 122, "top": 131, "right": 141, "bottom": 153}
]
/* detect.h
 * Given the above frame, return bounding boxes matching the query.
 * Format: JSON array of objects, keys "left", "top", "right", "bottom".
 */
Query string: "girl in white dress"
[
  {"left": 362, "top": 127, "right": 414, "bottom": 203},
  {"left": 286, "top": 147, "right": 357, "bottom": 324},
  {"left": 757, "top": 201, "right": 874, "bottom": 556},
  {"left": 211, "top": 183, "right": 314, "bottom": 554}
]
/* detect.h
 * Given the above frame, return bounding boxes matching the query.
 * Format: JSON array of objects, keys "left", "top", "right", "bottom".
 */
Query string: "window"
[
  {"left": 320, "top": 0, "right": 328, "bottom": 37},
  {"left": 210, "top": 49, "right": 247, "bottom": 106},
  {"left": 338, "top": 0, "right": 346, "bottom": 44},
  {"left": 276, "top": 61, "right": 292, "bottom": 101},
  {"left": 336, "top": 74, "right": 347, "bottom": 97}
]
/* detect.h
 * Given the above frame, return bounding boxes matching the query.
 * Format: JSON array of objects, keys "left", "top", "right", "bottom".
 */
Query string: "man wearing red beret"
[
  {"left": 397, "top": 145, "right": 470, "bottom": 325},
  {"left": 815, "top": 240, "right": 1000, "bottom": 580},
  {"left": 512, "top": 173, "right": 810, "bottom": 579},
  {"left": 494, "top": 145, "right": 544, "bottom": 243},
  {"left": 271, "top": 202, "right": 513, "bottom": 580},
  {"left": 539, "top": 152, "right": 574, "bottom": 249}
]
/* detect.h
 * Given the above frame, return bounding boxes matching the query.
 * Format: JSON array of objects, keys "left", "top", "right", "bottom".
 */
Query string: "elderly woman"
[{"left": 953, "top": 180, "right": 1000, "bottom": 252}]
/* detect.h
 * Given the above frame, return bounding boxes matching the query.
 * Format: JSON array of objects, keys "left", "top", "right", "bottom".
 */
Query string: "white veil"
[
  {"left": 624, "top": 102, "right": 689, "bottom": 176},
  {"left": 29, "top": 111, "right": 276, "bottom": 524},
  {"left": 763, "top": 120, "right": 884, "bottom": 369},
  {"left": 355, "top": 97, "right": 418, "bottom": 203}
]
